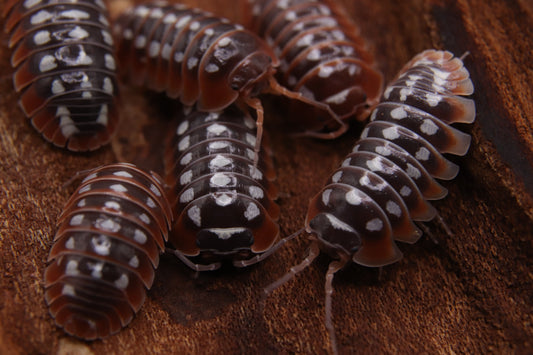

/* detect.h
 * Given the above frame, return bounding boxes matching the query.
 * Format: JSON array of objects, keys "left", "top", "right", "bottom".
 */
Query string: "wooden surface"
[{"left": 1, "top": 0, "right": 532, "bottom": 354}]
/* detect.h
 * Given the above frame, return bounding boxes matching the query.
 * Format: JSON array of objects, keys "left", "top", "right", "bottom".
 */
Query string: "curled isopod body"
[
  {"left": 164, "top": 105, "right": 283, "bottom": 271},
  {"left": 248, "top": 0, "right": 384, "bottom": 137},
  {"left": 113, "top": 2, "right": 319, "bottom": 159},
  {"left": 265, "top": 50, "right": 476, "bottom": 355},
  {"left": 44, "top": 163, "right": 172, "bottom": 340},
  {"left": 3, "top": 0, "right": 120, "bottom": 151}
]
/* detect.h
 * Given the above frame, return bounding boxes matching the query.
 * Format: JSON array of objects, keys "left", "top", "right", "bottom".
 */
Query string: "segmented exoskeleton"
[
  {"left": 164, "top": 105, "right": 283, "bottom": 271},
  {"left": 3, "top": 0, "right": 120, "bottom": 151},
  {"left": 265, "top": 50, "right": 476, "bottom": 355},
  {"left": 248, "top": 0, "right": 384, "bottom": 138},
  {"left": 115, "top": 2, "right": 319, "bottom": 161},
  {"left": 45, "top": 163, "right": 172, "bottom": 340}
]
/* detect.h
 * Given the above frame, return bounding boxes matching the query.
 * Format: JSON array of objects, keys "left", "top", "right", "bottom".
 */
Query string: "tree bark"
[{"left": 1, "top": 0, "right": 531, "bottom": 354}]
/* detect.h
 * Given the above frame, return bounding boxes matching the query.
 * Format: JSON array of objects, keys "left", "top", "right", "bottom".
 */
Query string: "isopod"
[
  {"left": 265, "top": 50, "right": 476, "bottom": 354},
  {"left": 44, "top": 163, "right": 172, "bottom": 340},
  {"left": 3, "top": 0, "right": 120, "bottom": 151},
  {"left": 164, "top": 105, "right": 284, "bottom": 271},
  {"left": 112, "top": 2, "right": 328, "bottom": 160},
  {"left": 248, "top": 0, "right": 384, "bottom": 137}
]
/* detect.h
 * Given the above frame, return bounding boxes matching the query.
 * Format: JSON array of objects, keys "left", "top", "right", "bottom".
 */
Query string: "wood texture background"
[{"left": 1, "top": 0, "right": 532, "bottom": 354}]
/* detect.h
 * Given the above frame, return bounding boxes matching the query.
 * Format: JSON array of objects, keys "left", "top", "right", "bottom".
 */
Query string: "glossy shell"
[
  {"left": 3, "top": 0, "right": 120, "bottom": 151},
  {"left": 307, "top": 49, "right": 476, "bottom": 266},
  {"left": 44, "top": 163, "right": 172, "bottom": 340},
  {"left": 165, "top": 105, "right": 280, "bottom": 269},
  {"left": 112, "top": 2, "right": 278, "bottom": 112},
  {"left": 249, "top": 0, "right": 384, "bottom": 136}
]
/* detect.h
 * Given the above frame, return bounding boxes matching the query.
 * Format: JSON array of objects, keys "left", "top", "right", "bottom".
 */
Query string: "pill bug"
[
  {"left": 112, "top": 1, "right": 326, "bottom": 160},
  {"left": 164, "top": 105, "right": 282, "bottom": 271},
  {"left": 3, "top": 0, "right": 120, "bottom": 151},
  {"left": 44, "top": 163, "right": 172, "bottom": 340},
  {"left": 248, "top": 0, "right": 384, "bottom": 138},
  {"left": 265, "top": 50, "right": 476, "bottom": 354}
]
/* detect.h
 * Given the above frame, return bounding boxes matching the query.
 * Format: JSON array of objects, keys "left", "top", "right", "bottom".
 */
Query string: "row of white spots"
[{"left": 31, "top": 9, "right": 91, "bottom": 26}]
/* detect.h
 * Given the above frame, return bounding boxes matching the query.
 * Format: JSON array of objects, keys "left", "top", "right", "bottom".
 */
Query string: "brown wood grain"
[{"left": 1, "top": 0, "right": 532, "bottom": 354}]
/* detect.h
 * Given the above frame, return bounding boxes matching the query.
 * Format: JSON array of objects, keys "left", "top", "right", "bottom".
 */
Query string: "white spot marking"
[
  {"left": 390, "top": 107, "right": 408, "bottom": 119},
  {"left": 180, "top": 188, "right": 195, "bottom": 203},
  {"left": 51, "top": 80, "right": 65, "bottom": 94},
  {"left": 386, "top": 201, "right": 402, "bottom": 217},
  {"left": 346, "top": 189, "right": 365, "bottom": 205},
  {"left": 96, "top": 217, "right": 121, "bottom": 233},
  {"left": 322, "top": 189, "right": 332, "bottom": 205},
  {"left": 114, "top": 274, "right": 129, "bottom": 289},
  {"left": 244, "top": 202, "right": 261, "bottom": 221},
  {"left": 65, "top": 237, "right": 75, "bottom": 249},
  {"left": 30, "top": 10, "right": 53, "bottom": 25},
  {"left": 105, "top": 54, "right": 116, "bottom": 70},
  {"left": 104, "top": 201, "right": 121, "bottom": 210},
  {"left": 134, "top": 229, "right": 147, "bottom": 244},
  {"left": 415, "top": 147, "right": 431, "bottom": 161},
  {"left": 382, "top": 126, "right": 400, "bottom": 140},
  {"left": 178, "top": 135, "right": 190, "bottom": 151},
  {"left": 33, "top": 30, "right": 51, "bottom": 45},
  {"left": 113, "top": 171, "right": 133, "bottom": 178},
  {"left": 70, "top": 214, "right": 84, "bottom": 226},
  {"left": 214, "top": 193, "right": 234, "bottom": 206},
  {"left": 129, "top": 256, "right": 139, "bottom": 268},
  {"left": 400, "top": 186, "right": 412, "bottom": 196},
  {"left": 180, "top": 152, "right": 193, "bottom": 165},
  {"left": 110, "top": 184, "right": 127, "bottom": 193},
  {"left": 39, "top": 55, "right": 57, "bottom": 72},
  {"left": 406, "top": 163, "right": 422, "bottom": 179},
  {"left": 65, "top": 260, "right": 80, "bottom": 276},
  {"left": 249, "top": 186, "right": 264, "bottom": 199},
  {"left": 180, "top": 170, "right": 193, "bottom": 185},
  {"left": 325, "top": 213, "right": 355, "bottom": 232},
  {"left": 420, "top": 119, "right": 439, "bottom": 135},
  {"left": 177, "top": 121, "right": 189, "bottom": 135},
  {"left": 331, "top": 171, "right": 343, "bottom": 183},
  {"left": 210, "top": 173, "right": 232, "bottom": 187},
  {"left": 210, "top": 155, "right": 232, "bottom": 168},
  {"left": 103, "top": 77, "right": 114, "bottom": 94},
  {"left": 207, "top": 123, "right": 228, "bottom": 135},
  {"left": 205, "top": 63, "right": 219, "bottom": 73},
  {"left": 325, "top": 89, "right": 350, "bottom": 104},
  {"left": 366, "top": 218, "right": 383, "bottom": 231},
  {"left": 188, "top": 206, "right": 202, "bottom": 227},
  {"left": 62, "top": 284, "right": 76, "bottom": 296},
  {"left": 68, "top": 26, "right": 89, "bottom": 40},
  {"left": 92, "top": 235, "right": 111, "bottom": 255}
]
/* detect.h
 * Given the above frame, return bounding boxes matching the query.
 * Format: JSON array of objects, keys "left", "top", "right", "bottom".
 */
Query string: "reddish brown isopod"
[
  {"left": 164, "top": 105, "right": 285, "bottom": 270},
  {"left": 3, "top": 0, "right": 120, "bottom": 151},
  {"left": 265, "top": 50, "right": 476, "bottom": 354},
  {"left": 112, "top": 2, "right": 328, "bottom": 160},
  {"left": 44, "top": 163, "right": 172, "bottom": 340},
  {"left": 248, "top": 0, "right": 384, "bottom": 138}
]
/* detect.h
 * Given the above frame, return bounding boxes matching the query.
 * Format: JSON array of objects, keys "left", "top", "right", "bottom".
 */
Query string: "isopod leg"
[
  {"left": 233, "top": 228, "right": 304, "bottom": 268},
  {"left": 265, "top": 77, "right": 349, "bottom": 139},
  {"left": 167, "top": 248, "right": 222, "bottom": 271},
  {"left": 264, "top": 241, "right": 320, "bottom": 295},
  {"left": 325, "top": 260, "right": 345, "bottom": 355}
]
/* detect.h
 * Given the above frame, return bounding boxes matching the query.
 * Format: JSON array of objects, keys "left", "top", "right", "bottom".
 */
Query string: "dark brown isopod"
[
  {"left": 44, "top": 163, "right": 172, "bottom": 340},
  {"left": 112, "top": 2, "right": 323, "bottom": 160},
  {"left": 248, "top": 0, "right": 384, "bottom": 138},
  {"left": 3, "top": 0, "right": 120, "bottom": 151},
  {"left": 265, "top": 50, "right": 476, "bottom": 354},
  {"left": 164, "top": 105, "right": 283, "bottom": 271}
]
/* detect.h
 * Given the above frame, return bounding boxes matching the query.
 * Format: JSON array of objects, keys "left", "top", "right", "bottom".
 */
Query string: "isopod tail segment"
[
  {"left": 264, "top": 50, "right": 476, "bottom": 355},
  {"left": 164, "top": 104, "right": 292, "bottom": 271},
  {"left": 44, "top": 163, "right": 173, "bottom": 340},
  {"left": 3, "top": 0, "right": 120, "bottom": 151}
]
